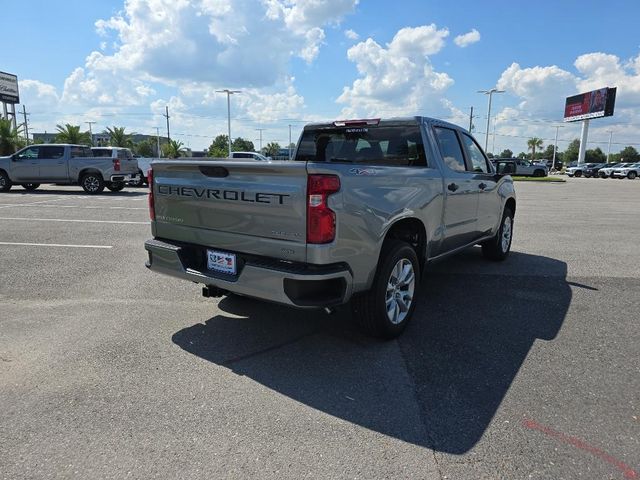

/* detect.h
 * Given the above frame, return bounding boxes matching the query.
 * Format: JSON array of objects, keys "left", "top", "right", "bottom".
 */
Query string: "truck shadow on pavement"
[
  {"left": 171, "top": 250, "right": 571, "bottom": 454},
  {"left": 3, "top": 189, "right": 147, "bottom": 197}
]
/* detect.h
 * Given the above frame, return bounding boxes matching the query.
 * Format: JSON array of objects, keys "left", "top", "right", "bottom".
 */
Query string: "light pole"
[
  {"left": 255, "top": 128, "right": 265, "bottom": 152},
  {"left": 85, "top": 121, "right": 96, "bottom": 146},
  {"left": 606, "top": 130, "right": 613, "bottom": 163},
  {"left": 478, "top": 88, "right": 505, "bottom": 152},
  {"left": 155, "top": 127, "right": 161, "bottom": 158},
  {"left": 552, "top": 125, "right": 564, "bottom": 171},
  {"left": 217, "top": 89, "right": 241, "bottom": 157}
]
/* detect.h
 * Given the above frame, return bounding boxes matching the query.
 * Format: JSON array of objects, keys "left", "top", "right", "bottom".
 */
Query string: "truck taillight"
[
  {"left": 148, "top": 168, "right": 155, "bottom": 221},
  {"left": 113, "top": 158, "right": 121, "bottom": 171},
  {"left": 307, "top": 174, "right": 340, "bottom": 244}
]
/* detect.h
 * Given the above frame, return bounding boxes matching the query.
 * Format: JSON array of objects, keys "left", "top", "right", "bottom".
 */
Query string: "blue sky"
[{"left": 3, "top": 0, "right": 639, "bottom": 153}]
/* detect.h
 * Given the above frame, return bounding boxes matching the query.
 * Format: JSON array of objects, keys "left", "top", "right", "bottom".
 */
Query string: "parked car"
[
  {"left": 145, "top": 116, "right": 517, "bottom": 338},
  {"left": 230, "top": 152, "right": 271, "bottom": 161},
  {"left": 135, "top": 157, "right": 155, "bottom": 186},
  {"left": 546, "top": 159, "right": 563, "bottom": 170},
  {"left": 566, "top": 163, "right": 595, "bottom": 177},
  {"left": 582, "top": 163, "right": 609, "bottom": 178},
  {"left": 599, "top": 163, "right": 634, "bottom": 178},
  {"left": 0, "top": 144, "right": 140, "bottom": 193},
  {"left": 612, "top": 162, "right": 640, "bottom": 179},
  {"left": 491, "top": 158, "right": 548, "bottom": 177}
]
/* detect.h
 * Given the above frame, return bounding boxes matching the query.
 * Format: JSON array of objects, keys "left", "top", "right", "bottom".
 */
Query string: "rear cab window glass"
[
  {"left": 70, "top": 146, "right": 92, "bottom": 158},
  {"left": 433, "top": 127, "right": 466, "bottom": 172},
  {"left": 92, "top": 149, "right": 112, "bottom": 157},
  {"left": 295, "top": 123, "right": 428, "bottom": 167},
  {"left": 39, "top": 146, "right": 65, "bottom": 159}
]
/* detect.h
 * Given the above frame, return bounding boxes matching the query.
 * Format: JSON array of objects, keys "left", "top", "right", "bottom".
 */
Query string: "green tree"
[
  {"left": 517, "top": 152, "right": 528, "bottom": 159},
  {"left": 162, "top": 139, "right": 186, "bottom": 158},
  {"left": 585, "top": 147, "right": 606, "bottom": 163},
  {"left": 486, "top": 152, "right": 494, "bottom": 159},
  {"left": 55, "top": 124, "right": 91, "bottom": 144},
  {"left": 541, "top": 144, "right": 556, "bottom": 159},
  {"left": 499, "top": 148, "right": 513, "bottom": 158},
  {"left": 0, "top": 119, "right": 23, "bottom": 155},
  {"left": 232, "top": 137, "right": 255, "bottom": 152},
  {"left": 563, "top": 139, "right": 580, "bottom": 163},
  {"left": 618, "top": 146, "right": 640, "bottom": 163},
  {"left": 106, "top": 126, "right": 133, "bottom": 148},
  {"left": 264, "top": 142, "right": 281, "bottom": 157},
  {"left": 208, "top": 134, "right": 229, "bottom": 157},
  {"left": 527, "top": 137, "right": 543, "bottom": 159},
  {"left": 134, "top": 139, "right": 155, "bottom": 157}
]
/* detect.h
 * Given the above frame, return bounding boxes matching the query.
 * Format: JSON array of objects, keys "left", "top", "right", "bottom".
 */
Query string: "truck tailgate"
[{"left": 152, "top": 160, "right": 308, "bottom": 262}]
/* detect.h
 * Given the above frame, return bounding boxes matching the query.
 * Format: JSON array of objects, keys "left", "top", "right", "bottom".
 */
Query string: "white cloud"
[
  {"left": 454, "top": 29, "right": 480, "bottom": 48},
  {"left": 337, "top": 25, "right": 453, "bottom": 117},
  {"left": 344, "top": 29, "right": 359, "bottom": 40},
  {"left": 20, "top": 80, "right": 60, "bottom": 110}
]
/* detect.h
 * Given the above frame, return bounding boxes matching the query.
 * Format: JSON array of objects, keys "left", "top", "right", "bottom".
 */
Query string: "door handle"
[
  {"left": 479, "top": 182, "right": 487, "bottom": 190},
  {"left": 447, "top": 183, "right": 459, "bottom": 192}
]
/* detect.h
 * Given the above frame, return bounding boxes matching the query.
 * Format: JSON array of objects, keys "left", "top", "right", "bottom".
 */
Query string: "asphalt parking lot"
[{"left": 1, "top": 178, "right": 638, "bottom": 480}]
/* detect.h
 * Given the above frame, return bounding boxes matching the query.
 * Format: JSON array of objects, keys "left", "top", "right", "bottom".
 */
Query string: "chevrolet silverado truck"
[
  {"left": 145, "top": 117, "right": 516, "bottom": 338},
  {"left": 0, "top": 144, "right": 140, "bottom": 194}
]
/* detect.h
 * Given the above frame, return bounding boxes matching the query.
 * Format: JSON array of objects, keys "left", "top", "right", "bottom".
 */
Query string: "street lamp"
[
  {"left": 216, "top": 89, "right": 241, "bottom": 157},
  {"left": 478, "top": 88, "right": 505, "bottom": 152}
]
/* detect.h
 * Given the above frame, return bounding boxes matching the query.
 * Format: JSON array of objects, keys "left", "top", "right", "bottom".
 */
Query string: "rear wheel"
[
  {"left": 107, "top": 182, "right": 125, "bottom": 192},
  {"left": 0, "top": 171, "right": 13, "bottom": 192},
  {"left": 22, "top": 183, "right": 40, "bottom": 191},
  {"left": 131, "top": 171, "right": 146, "bottom": 187},
  {"left": 628, "top": 171, "right": 637, "bottom": 180},
  {"left": 533, "top": 169, "right": 545, "bottom": 177},
  {"left": 574, "top": 170, "right": 582, "bottom": 178},
  {"left": 80, "top": 173, "right": 105, "bottom": 194},
  {"left": 482, "top": 207, "right": 514, "bottom": 261},
  {"left": 351, "top": 239, "right": 419, "bottom": 339}
]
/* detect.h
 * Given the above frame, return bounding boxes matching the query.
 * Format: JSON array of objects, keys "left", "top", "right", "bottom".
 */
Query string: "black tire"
[
  {"left": 574, "top": 170, "right": 582, "bottom": 178},
  {"left": 351, "top": 239, "right": 420, "bottom": 339},
  {"left": 533, "top": 169, "right": 545, "bottom": 177},
  {"left": 628, "top": 171, "right": 637, "bottom": 180},
  {"left": 0, "top": 171, "right": 13, "bottom": 192},
  {"left": 107, "top": 182, "right": 126, "bottom": 192},
  {"left": 22, "top": 183, "right": 40, "bottom": 191},
  {"left": 80, "top": 173, "right": 105, "bottom": 194},
  {"left": 482, "top": 207, "right": 514, "bottom": 261}
]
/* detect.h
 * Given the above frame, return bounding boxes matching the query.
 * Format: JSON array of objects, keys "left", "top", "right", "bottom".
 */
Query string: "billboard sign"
[
  {"left": 0, "top": 71, "right": 20, "bottom": 104},
  {"left": 564, "top": 87, "right": 616, "bottom": 122}
]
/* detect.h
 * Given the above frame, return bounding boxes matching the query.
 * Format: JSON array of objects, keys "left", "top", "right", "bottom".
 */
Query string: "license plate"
[{"left": 206, "top": 249, "right": 236, "bottom": 275}]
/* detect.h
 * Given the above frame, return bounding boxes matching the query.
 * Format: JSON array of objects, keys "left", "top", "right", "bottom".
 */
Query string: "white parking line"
[
  {"left": 0, "top": 242, "right": 113, "bottom": 249},
  {"left": 0, "top": 197, "right": 66, "bottom": 209},
  {"left": 0, "top": 204, "right": 147, "bottom": 210},
  {"left": 0, "top": 217, "right": 149, "bottom": 225}
]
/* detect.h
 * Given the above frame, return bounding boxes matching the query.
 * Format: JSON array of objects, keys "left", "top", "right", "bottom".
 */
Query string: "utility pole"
[
  {"left": 22, "top": 105, "right": 30, "bottom": 145},
  {"left": 255, "top": 128, "right": 265, "bottom": 152},
  {"left": 491, "top": 116, "right": 497, "bottom": 155},
  {"left": 288, "top": 124, "right": 292, "bottom": 160},
  {"left": 85, "top": 121, "right": 96, "bottom": 146},
  {"left": 163, "top": 106, "right": 171, "bottom": 143},
  {"left": 551, "top": 125, "right": 564, "bottom": 171},
  {"left": 156, "top": 127, "right": 161, "bottom": 158},
  {"left": 216, "top": 89, "right": 241, "bottom": 157},
  {"left": 468, "top": 106, "right": 475, "bottom": 132},
  {"left": 478, "top": 88, "right": 505, "bottom": 152},
  {"left": 606, "top": 131, "right": 613, "bottom": 163}
]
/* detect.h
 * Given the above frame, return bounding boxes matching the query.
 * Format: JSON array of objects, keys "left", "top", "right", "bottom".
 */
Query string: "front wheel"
[
  {"left": 482, "top": 207, "right": 514, "bottom": 261},
  {"left": 80, "top": 173, "right": 105, "bottom": 194},
  {"left": 574, "top": 170, "right": 582, "bottom": 178},
  {"left": 628, "top": 171, "right": 637, "bottom": 180},
  {"left": 107, "top": 182, "right": 125, "bottom": 192},
  {"left": 22, "top": 183, "right": 40, "bottom": 191},
  {"left": 351, "top": 239, "right": 419, "bottom": 339},
  {"left": 0, "top": 171, "right": 13, "bottom": 192},
  {"left": 533, "top": 169, "right": 545, "bottom": 177}
]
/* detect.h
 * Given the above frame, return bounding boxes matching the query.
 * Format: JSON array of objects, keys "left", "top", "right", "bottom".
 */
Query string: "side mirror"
[{"left": 10, "top": 154, "right": 17, "bottom": 161}]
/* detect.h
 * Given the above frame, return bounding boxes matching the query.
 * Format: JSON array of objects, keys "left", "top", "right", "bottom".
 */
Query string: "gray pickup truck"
[
  {"left": 0, "top": 144, "right": 140, "bottom": 194},
  {"left": 145, "top": 117, "right": 516, "bottom": 338}
]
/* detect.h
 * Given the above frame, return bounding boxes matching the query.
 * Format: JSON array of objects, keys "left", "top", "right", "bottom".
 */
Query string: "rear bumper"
[
  {"left": 110, "top": 173, "right": 140, "bottom": 183},
  {"left": 144, "top": 238, "right": 353, "bottom": 308}
]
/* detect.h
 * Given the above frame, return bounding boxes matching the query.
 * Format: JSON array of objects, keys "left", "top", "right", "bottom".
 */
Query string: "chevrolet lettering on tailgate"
[{"left": 157, "top": 185, "right": 289, "bottom": 204}]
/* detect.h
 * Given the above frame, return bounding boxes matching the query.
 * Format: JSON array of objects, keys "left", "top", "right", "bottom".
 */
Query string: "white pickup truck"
[{"left": 0, "top": 144, "right": 140, "bottom": 193}]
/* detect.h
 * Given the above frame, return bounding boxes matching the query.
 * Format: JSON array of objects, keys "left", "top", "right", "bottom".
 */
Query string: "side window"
[
  {"left": 39, "top": 146, "right": 64, "bottom": 159},
  {"left": 92, "top": 149, "right": 111, "bottom": 157},
  {"left": 16, "top": 147, "right": 40, "bottom": 159},
  {"left": 434, "top": 127, "right": 466, "bottom": 172},
  {"left": 461, "top": 134, "right": 490, "bottom": 173},
  {"left": 70, "top": 146, "right": 92, "bottom": 158}
]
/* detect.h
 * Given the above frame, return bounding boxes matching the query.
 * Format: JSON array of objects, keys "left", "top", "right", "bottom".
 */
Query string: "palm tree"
[
  {"left": 162, "top": 139, "right": 187, "bottom": 158},
  {"left": 0, "top": 118, "right": 23, "bottom": 155},
  {"left": 55, "top": 124, "right": 92, "bottom": 144},
  {"left": 264, "top": 142, "right": 281, "bottom": 157},
  {"left": 106, "top": 126, "right": 133, "bottom": 148},
  {"left": 527, "top": 137, "right": 544, "bottom": 160}
]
